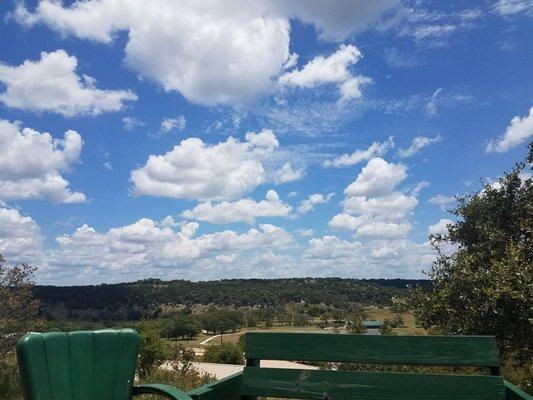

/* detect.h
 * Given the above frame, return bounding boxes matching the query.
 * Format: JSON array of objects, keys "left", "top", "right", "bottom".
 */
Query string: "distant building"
[{"left": 363, "top": 320, "right": 382, "bottom": 335}]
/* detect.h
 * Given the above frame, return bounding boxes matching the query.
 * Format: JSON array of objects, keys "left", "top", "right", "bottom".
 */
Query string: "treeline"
[{"left": 33, "top": 278, "right": 427, "bottom": 321}]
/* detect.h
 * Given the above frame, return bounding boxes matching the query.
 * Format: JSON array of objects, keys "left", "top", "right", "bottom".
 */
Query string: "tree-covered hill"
[{"left": 33, "top": 278, "right": 428, "bottom": 320}]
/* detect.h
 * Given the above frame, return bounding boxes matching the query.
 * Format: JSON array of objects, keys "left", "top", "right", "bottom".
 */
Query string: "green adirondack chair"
[
  {"left": 188, "top": 332, "right": 532, "bottom": 400},
  {"left": 16, "top": 329, "right": 193, "bottom": 400}
]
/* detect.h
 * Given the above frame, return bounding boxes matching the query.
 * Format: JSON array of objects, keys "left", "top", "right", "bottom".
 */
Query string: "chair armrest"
[
  {"left": 133, "top": 384, "right": 194, "bottom": 400},
  {"left": 504, "top": 380, "right": 532, "bottom": 400}
]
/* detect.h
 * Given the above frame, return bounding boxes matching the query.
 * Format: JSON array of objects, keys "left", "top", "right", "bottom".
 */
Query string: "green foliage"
[
  {"left": 0, "top": 255, "right": 42, "bottom": 400},
  {"left": 161, "top": 315, "right": 200, "bottom": 340},
  {"left": 136, "top": 363, "right": 214, "bottom": 400},
  {"left": 201, "top": 308, "right": 245, "bottom": 334},
  {"left": 33, "top": 278, "right": 424, "bottom": 321},
  {"left": 346, "top": 315, "right": 367, "bottom": 334},
  {"left": 203, "top": 342, "right": 244, "bottom": 365},
  {"left": 408, "top": 144, "right": 532, "bottom": 392},
  {"left": 379, "top": 320, "right": 395, "bottom": 335},
  {"left": 408, "top": 144, "right": 532, "bottom": 356},
  {"left": 388, "top": 314, "right": 404, "bottom": 328},
  {"left": 138, "top": 327, "right": 169, "bottom": 377}
]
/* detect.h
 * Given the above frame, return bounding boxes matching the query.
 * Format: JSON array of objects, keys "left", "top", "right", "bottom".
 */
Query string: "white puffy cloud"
[
  {"left": 345, "top": 158, "right": 407, "bottom": 197},
  {"left": 181, "top": 190, "right": 292, "bottom": 224},
  {"left": 15, "top": 1, "right": 395, "bottom": 105},
  {"left": 160, "top": 116, "right": 186, "bottom": 134},
  {"left": 304, "top": 235, "right": 362, "bottom": 259},
  {"left": 324, "top": 137, "right": 394, "bottom": 167},
  {"left": 303, "top": 235, "right": 434, "bottom": 278},
  {"left": 0, "top": 207, "right": 44, "bottom": 264},
  {"left": 328, "top": 213, "right": 412, "bottom": 239},
  {"left": 15, "top": 1, "right": 290, "bottom": 106},
  {"left": 0, "top": 119, "right": 85, "bottom": 203},
  {"left": 46, "top": 218, "right": 294, "bottom": 282},
  {"left": 279, "top": 45, "right": 371, "bottom": 101},
  {"left": 486, "top": 106, "right": 533, "bottom": 153},
  {"left": 398, "top": 135, "right": 441, "bottom": 158},
  {"left": 343, "top": 193, "right": 417, "bottom": 220},
  {"left": 275, "top": 163, "right": 305, "bottom": 184},
  {"left": 428, "top": 218, "right": 453, "bottom": 236},
  {"left": 297, "top": 193, "right": 334, "bottom": 214},
  {"left": 0, "top": 50, "right": 136, "bottom": 117},
  {"left": 131, "top": 129, "right": 281, "bottom": 201},
  {"left": 329, "top": 157, "right": 417, "bottom": 239}
]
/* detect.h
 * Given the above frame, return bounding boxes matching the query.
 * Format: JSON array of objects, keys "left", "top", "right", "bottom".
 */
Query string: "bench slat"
[
  {"left": 245, "top": 333, "right": 500, "bottom": 367},
  {"left": 241, "top": 367, "right": 505, "bottom": 400}
]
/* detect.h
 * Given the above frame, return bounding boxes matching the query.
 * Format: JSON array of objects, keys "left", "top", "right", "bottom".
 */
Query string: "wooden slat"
[
  {"left": 188, "top": 372, "right": 242, "bottom": 400},
  {"left": 245, "top": 333, "right": 500, "bottom": 367},
  {"left": 241, "top": 367, "right": 505, "bottom": 400}
]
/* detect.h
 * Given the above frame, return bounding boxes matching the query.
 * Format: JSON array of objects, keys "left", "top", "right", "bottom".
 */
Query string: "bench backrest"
[
  {"left": 241, "top": 333, "right": 503, "bottom": 400},
  {"left": 17, "top": 329, "right": 139, "bottom": 400}
]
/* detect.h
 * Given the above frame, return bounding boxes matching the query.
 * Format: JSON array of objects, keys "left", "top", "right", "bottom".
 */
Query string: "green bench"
[
  {"left": 16, "top": 329, "right": 531, "bottom": 400},
  {"left": 189, "top": 332, "right": 531, "bottom": 400}
]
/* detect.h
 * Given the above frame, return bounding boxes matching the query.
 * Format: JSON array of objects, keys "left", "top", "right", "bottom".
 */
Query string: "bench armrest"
[
  {"left": 133, "top": 384, "right": 194, "bottom": 400},
  {"left": 504, "top": 380, "right": 532, "bottom": 400}
]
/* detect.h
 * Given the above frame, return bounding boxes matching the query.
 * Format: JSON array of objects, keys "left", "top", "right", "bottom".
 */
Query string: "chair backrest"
[
  {"left": 241, "top": 333, "right": 504, "bottom": 400},
  {"left": 17, "top": 329, "right": 139, "bottom": 400}
]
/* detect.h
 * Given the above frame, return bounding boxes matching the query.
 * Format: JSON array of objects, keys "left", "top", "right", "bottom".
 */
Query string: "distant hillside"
[{"left": 33, "top": 278, "right": 429, "bottom": 321}]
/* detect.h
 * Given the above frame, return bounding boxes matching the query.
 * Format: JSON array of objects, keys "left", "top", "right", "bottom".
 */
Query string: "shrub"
[{"left": 203, "top": 342, "right": 244, "bottom": 365}]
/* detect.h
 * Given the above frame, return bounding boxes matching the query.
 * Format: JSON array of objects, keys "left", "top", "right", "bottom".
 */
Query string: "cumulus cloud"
[
  {"left": 345, "top": 157, "right": 407, "bottom": 197},
  {"left": 0, "top": 207, "right": 44, "bottom": 264},
  {"left": 14, "top": 1, "right": 395, "bottom": 105},
  {"left": 486, "top": 106, "right": 533, "bottom": 153},
  {"left": 14, "top": 1, "right": 290, "bottom": 106},
  {"left": 398, "top": 135, "right": 441, "bottom": 158},
  {"left": 181, "top": 190, "right": 292, "bottom": 224},
  {"left": 324, "top": 137, "right": 394, "bottom": 167},
  {"left": 428, "top": 218, "right": 453, "bottom": 236},
  {"left": 303, "top": 234, "right": 435, "bottom": 278},
  {"left": 131, "top": 129, "right": 281, "bottom": 201},
  {"left": 275, "top": 162, "right": 305, "bottom": 184},
  {"left": 329, "top": 158, "right": 417, "bottom": 239},
  {"left": 160, "top": 116, "right": 186, "bottom": 134},
  {"left": 279, "top": 45, "right": 371, "bottom": 101},
  {"left": 297, "top": 193, "right": 334, "bottom": 214},
  {"left": 0, "top": 119, "right": 85, "bottom": 203},
  {"left": 46, "top": 218, "right": 294, "bottom": 282},
  {"left": 0, "top": 50, "right": 136, "bottom": 117}
]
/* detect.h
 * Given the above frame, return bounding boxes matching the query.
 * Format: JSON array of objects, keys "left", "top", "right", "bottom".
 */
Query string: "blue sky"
[{"left": 0, "top": 0, "right": 532, "bottom": 285}]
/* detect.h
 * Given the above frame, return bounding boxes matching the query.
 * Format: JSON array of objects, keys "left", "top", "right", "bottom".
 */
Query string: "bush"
[
  {"left": 203, "top": 342, "right": 244, "bottom": 365},
  {"left": 379, "top": 320, "right": 395, "bottom": 335},
  {"left": 346, "top": 316, "right": 367, "bottom": 334},
  {"left": 136, "top": 363, "right": 214, "bottom": 400},
  {"left": 138, "top": 327, "right": 169, "bottom": 377}
]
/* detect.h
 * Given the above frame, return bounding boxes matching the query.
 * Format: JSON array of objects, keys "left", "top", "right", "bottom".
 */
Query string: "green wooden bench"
[
  {"left": 16, "top": 329, "right": 193, "bottom": 400},
  {"left": 17, "top": 329, "right": 531, "bottom": 400},
  {"left": 188, "top": 332, "right": 532, "bottom": 400}
]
